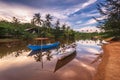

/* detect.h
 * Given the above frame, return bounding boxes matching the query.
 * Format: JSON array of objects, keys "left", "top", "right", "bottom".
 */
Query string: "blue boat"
[{"left": 27, "top": 42, "right": 60, "bottom": 51}]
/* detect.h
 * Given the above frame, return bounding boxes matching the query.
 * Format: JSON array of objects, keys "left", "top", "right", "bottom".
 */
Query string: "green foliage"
[
  {"left": 21, "top": 32, "right": 35, "bottom": 40},
  {"left": 0, "top": 13, "right": 102, "bottom": 40},
  {"left": 96, "top": 0, "right": 120, "bottom": 38}
]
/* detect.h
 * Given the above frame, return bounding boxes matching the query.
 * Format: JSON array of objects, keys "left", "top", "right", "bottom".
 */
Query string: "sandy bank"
[{"left": 94, "top": 41, "right": 120, "bottom": 80}]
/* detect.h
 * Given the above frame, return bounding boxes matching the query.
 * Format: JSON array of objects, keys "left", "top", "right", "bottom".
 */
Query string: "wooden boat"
[
  {"left": 54, "top": 52, "right": 76, "bottom": 72},
  {"left": 57, "top": 43, "right": 76, "bottom": 60},
  {"left": 27, "top": 42, "right": 60, "bottom": 51},
  {"left": 28, "top": 42, "right": 60, "bottom": 56},
  {"left": 58, "top": 47, "right": 76, "bottom": 60}
]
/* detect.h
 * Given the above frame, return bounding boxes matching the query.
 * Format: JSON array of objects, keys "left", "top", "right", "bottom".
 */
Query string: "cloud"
[
  {"left": 74, "top": 26, "right": 101, "bottom": 32},
  {"left": 81, "top": 12, "right": 100, "bottom": 18},
  {"left": 85, "top": 19, "right": 97, "bottom": 25},
  {"left": 0, "top": 0, "right": 99, "bottom": 29},
  {"left": 64, "top": 0, "right": 97, "bottom": 16},
  {"left": 0, "top": 2, "right": 39, "bottom": 22},
  {"left": 0, "top": 2, "right": 69, "bottom": 23},
  {"left": 74, "top": 18, "right": 97, "bottom": 29}
]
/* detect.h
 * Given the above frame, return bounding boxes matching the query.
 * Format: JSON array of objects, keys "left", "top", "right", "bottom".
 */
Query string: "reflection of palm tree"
[
  {"left": 46, "top": 52, "right": 53, "bottom": 61},
  {"left": 34, "top": 53, "right": 43, "bottom": 62},
  {"left": 34, "top": 51, "right": 53, "bottom": 62},
  {"left": 33, "top": 51, "right": 53, "bottom": 69}
]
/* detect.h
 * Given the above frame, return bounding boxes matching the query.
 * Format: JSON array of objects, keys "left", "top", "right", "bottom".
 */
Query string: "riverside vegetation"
[{"left": 0, "top": 13, "right": 100, "bottom": 42}]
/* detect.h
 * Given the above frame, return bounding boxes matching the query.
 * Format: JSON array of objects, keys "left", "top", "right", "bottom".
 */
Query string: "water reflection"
[
  {"left": 0, "top": 41, "right": 29, "bottom": 58},
  {"left": 76, "top": 40, "right": 102, "bottom": 65},
  {"left": 54, "top": 52, "right": 76, "bottom": 72},
  {"left": 0, "top": 40, "right": 102, "bottom": 80}
]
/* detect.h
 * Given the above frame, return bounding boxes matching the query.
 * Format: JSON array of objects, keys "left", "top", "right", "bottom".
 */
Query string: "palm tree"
[
  {"left": 55, "top": 19, "right": 60, "bottom": 30},
  {"left": 66, "top": 26, "right": 70, "bottom": 31},
  {"left": 12, "top": 17, "right": 20, "bottom": 38},
  {"left": 61, "top": 23, "right": 66, "bottom": 30},
  {"left": 45, "top": 14, "right": 52, "bottom": 28},
  {"left": 12, "top": 17, "right": 19, "bottom": 23},
  {"left": 33, "top": 13, "right": 43, "bottom": 26},
  {"left": 32, "top": 13, "right": 43, "bottom": 36}
]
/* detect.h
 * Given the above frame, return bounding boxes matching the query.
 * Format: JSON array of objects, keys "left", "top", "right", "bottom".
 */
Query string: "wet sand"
[{"left": 94, "top": 41, "right": 120, "bottom": 80}]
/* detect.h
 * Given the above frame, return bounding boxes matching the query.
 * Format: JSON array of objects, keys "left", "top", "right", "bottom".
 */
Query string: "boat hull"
[
  {"left": 27, "top": 42, "right": 60, "bottom": 51},
  {"left": 58, "top": 48, "right": 76, "bottom": 60}
]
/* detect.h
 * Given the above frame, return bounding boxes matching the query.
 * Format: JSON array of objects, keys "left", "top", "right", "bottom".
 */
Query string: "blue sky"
[{"left": 0, "top": 0, "right": 103, "bottom": 31}]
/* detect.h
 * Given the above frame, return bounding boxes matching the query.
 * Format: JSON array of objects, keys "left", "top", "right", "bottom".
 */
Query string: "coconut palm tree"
[
  {"left": 12, "top": 17, "right": 19, "bottom": 24},
  {"left": 32, "top": 13, "right": 43, "bottom": 36},
  {"left": 45, "top": 14, "right": 52, "bottom": 28},
  {"left": 12, "top": 17, "right": 20, "bottom": 38},
  {"left": 55, "top": 19, "right": 60, "bottom": 30},
  {"left": 33, "top": 13, "right": 43, "bottom": 26},
  {"left": 61, "top": 23, "right": 66, "bottom": 30}
]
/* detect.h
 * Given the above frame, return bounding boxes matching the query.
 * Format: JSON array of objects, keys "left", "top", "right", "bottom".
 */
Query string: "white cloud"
[
  {"left": 80, "top": 12, "right": 100, "bottom": 18},
  {"left": 0, "top": 2, "right": 68, "bottom": 23},
  {"left": 0, "top": 0, "right": 97, "bottom": 29},
  {"left": 75, "top": 19, "right": 97, "bottom": 27},
  {"left": 64, "top": 0, "right": 97, "bottom": 15},
  {"left": 81, "top": 0, "right": 97, "bottom": 9},
  {"left": 0, "top": 2, "right": 39, "bottom": 22},
  {"left": 74, "top": 26, "right": 101, "bottom": 33},
  {"left": 85, "top": 19, "right": 97, "bottom": 25}
]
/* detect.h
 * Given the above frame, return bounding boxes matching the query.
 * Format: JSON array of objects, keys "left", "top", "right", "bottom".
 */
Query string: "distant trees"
[
  {"left": 95, "top": 0, "right": 120, "bottom": 38},
  {"left": 0, "top": 12, "right": 101, "bottom": 40}
]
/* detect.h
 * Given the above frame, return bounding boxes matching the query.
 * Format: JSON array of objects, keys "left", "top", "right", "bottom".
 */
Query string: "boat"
[
  {"left": 28, "top": 42, "right": 60, "bottom": 56},
  {"left": 54, "top": 52, "right": 76, "bottom": 72},
  {"left": 27, "top": 42, "right": 60, "bottom": 51},
  {"left": 57, "top": 43, "right": 76, "bottom": 60}
]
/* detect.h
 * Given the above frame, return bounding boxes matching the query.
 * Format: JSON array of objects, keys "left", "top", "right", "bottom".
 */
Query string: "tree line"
[
  {"left": 0, "top": 13, "right": 101, "bottom": 41},
  {"left": 0, "top": 13, "right": 79, "bottom": 41}
]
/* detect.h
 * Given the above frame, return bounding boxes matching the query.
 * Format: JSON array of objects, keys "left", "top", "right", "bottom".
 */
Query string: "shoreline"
[{"left": 94, "top": 41, "right": 120, "bottom": 80}]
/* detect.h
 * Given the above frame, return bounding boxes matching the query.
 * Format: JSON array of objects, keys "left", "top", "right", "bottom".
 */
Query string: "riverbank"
[
  {"left": 0, "top": 39, "right": 20, "bottom": 44},
  {"left": 94, "top": 41, "right": 120, "bottom": 80}
]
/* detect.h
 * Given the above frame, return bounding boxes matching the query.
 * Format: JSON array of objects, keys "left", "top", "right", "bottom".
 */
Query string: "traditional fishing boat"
[
  {"left": 58, "top": 48, "right": 76, "bottom": 60},
  {"left": 27, "top": 42, "right": 60, "bottom": 51},
  {"left": 57, "top": 43, "right": 76, "bottom": 60},
  {"left": 54, "top": 52, "right": 76, "bottom": 72}
]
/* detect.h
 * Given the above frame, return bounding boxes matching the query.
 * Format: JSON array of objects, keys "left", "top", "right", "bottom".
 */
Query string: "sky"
[{"left": 0, "top": 0, "right": 103, "bottom": 31}]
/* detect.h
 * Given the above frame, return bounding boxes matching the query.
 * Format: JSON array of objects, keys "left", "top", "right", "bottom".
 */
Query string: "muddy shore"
[{"left": 94, "top": 41, "right": 120, "bottom": 80}]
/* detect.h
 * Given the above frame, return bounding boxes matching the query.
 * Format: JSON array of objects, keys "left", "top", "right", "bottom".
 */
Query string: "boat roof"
[{"left": 34, "top": 38, "right": 49, "bottom": 41}]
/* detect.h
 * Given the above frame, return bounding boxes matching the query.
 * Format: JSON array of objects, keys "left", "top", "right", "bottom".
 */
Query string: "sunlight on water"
[{"left": 76, "top": 40, "right": 102, "bottom": 58}]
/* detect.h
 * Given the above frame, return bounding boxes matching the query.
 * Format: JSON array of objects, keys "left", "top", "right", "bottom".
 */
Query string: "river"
[{"left": 0, "top": 40, "right": 102, "bottom": 80}]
